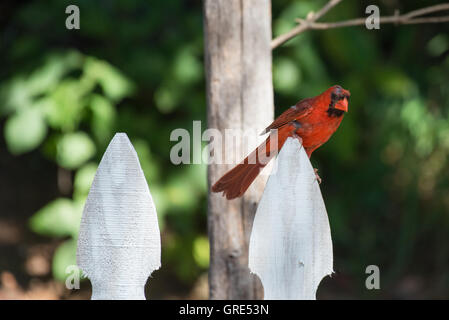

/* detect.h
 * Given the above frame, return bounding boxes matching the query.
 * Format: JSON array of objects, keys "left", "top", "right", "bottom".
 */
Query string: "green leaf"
[
  {"left": 4, "top": 107, "right": 47, "bottom": 154},
  {"left": 45, "top": 79, "right": 86, "bottom": 132},
  {"left": 73, "top": 162, "right": 98, "bottom": 200},
  {"left": 373, "top": 67, "right": 416, "bottom": 98},
  {"left": 56, "top": 132, "right": 96, "bottom": 169},
  {"left": 154, "top": 85, "right": 180, "bottom": 113},
  {"left": 27, "top": 51, "right": 83, "bottom": 96},
  {"left": 132, "top": 139, "right": 158, "bottom": 182},
  {"left": 165, "top": 174, "right": 198, "bottom": 211},
  {"left": 0, "top": 76, "right": 33, "bottom": 115},
  {"left": 84, "top": 57, "right": 134, "bottom": 102},
  {"left": 89, "top": 94, "right": 116, "bottom": 144},
  {"left": 186, "top": 163, "right": 207, "bottom": 193},
  {"left": 29, "top": 198, "right": 83, "bottom": 238},
  {"left": 52, "top": 239, "right": 77, "bottom": 282},
  {"left": 273, "top": 57, "right": 301, "bottom": 94},
  {"left": 427, "top": 34, "right": 449, "bottom": 57},
  {"left": 193, "top": 236, "right": 209, "bottom": 268},
  {"left": 173, "top": 49, "right": 201, "bottom": 84}
]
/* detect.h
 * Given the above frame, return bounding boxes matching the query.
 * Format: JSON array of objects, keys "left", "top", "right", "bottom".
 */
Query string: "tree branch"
[
  {"left": 271, "top": 0, "right": 343, "bottom": 49},
  {"left": 272, "top": 2, "right": 449, "bottom": 50},
  {"left": 312, "top": 0, "right": 343, "bottom": 21}
]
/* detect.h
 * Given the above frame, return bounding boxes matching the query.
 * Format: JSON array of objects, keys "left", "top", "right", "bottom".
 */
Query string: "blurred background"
[{"left": 1, "top": 0, "right": 448, "bottom": 299}]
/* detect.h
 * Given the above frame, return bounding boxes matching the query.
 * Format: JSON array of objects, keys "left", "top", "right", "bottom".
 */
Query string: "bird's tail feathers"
[{"left": 211, "top": 128, "right": 290, "bottom": 199}]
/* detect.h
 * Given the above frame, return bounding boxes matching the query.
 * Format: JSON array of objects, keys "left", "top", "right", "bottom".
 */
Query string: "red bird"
[{"left": 212, "top": 85, "right": 350, "bottom": 199}]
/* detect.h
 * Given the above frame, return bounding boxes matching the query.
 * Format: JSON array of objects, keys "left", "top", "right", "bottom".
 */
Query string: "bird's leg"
[
  {"left": 292, "top": 122, "right": 319, "bottom": 183},
  {"left": 291, "top": 121, "right": 303, "bottom": 145},
  {"left": 314, "top": 168, "right": 322, "bottom": 184}
]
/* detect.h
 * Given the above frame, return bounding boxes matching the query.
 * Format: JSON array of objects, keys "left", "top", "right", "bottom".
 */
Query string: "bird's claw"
[
  {"left": 314, "top": 168, "right": 322, "bottom": 184},
  {"left": 292, "top": 132, "right": 303, "bottom": 145}
]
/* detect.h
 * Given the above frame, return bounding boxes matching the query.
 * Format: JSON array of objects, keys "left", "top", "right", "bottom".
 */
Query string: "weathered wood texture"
[
  {"left": 203, "top": 0, "right": 274, "bottom": 299},
  {"left": 249, "top": 138, "right": 333, "bottom": 300},
  {"left": 77, "top": 133, "right": 161, "bottom": 300}
]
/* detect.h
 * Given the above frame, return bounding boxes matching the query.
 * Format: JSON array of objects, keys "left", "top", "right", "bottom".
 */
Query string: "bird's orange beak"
[{"left": 334, "top": 97, "right": 348, "bottom": 112}]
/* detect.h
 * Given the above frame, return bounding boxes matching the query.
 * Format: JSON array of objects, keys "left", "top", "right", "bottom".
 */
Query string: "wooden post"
[
  {"left": 249, "top": 138, "right": 333, "bottom": 299},
  {"left": 203, "top": 0, "right": 274, "bottom": 299},
  {"left": 77, "top": 133, "right": 161, "bottom": 300}
]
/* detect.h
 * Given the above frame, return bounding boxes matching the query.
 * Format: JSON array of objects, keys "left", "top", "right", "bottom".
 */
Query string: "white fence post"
[
  {"left": 77, "top": 133, "right": 161, "bottom": 300},
  {"left": 248, "top": 138, "right": 333, "bottom": 300}
]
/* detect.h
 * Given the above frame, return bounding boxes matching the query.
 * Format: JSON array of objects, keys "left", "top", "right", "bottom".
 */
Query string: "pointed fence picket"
[
  {"left": 249, "top": 138, "right": 334, "bottom": 300},
  {"left": 77, "top": 133, "right": 161, "bottom": 300},
  {"left": 75, "top": 134, "right": 332, "bottom": 300}
]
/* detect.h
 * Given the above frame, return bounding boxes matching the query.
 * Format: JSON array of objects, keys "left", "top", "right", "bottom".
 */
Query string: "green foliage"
[
  {"left": 56, "top": 132, "right": 96, "bottom": 169},
  {"left": 4, "top": 107, "right": 47, "bottom": 154},
  {"left": 1, "top": 0, "right": 208, "bottom": 292},
  {"left": 83, "top": 57, "right": 135, "bottom": 102},
  {"left": 29, "top": 198, "right": 83, "bottom": 238},
  {"left": 273, "top": 57, "right": 302, "bottom": 95},
  {"left": 73, "top": 163, "right": 98, "bottom": 200},
  {"left": 0, "top": 50, "right": 139, "bottom": 281},
  {"left": 193, "top": 236, "right": 210, "bottom": 269},
  {"left": 89, "top": 95, "right": 116, "bottom": 144},
  {"left": 2, "top": 0, "right": 449, "bottom": 298},
  {"left": 427, "top": 34, "right": 449, "bottom": 57},
  {"left": 52, "top": 239, "right": 78, "bottom": 281},
  {"left": 272, "top": 0, "right": 449, "bottom": 298}
]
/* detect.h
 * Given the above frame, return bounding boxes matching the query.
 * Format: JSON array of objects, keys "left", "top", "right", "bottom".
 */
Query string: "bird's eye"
[
  {"left": 333, "top": 86, "right": 342, "bottom": 95},
  {"left": 331, "top": 93, "right": 337, "bottom": 100}
]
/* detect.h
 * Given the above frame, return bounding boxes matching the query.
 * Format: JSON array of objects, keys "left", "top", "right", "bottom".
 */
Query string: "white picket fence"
[
  {"left": 76, "top": 133, "right": 333, "bottom": 300},
  {"left": 76, "top": 133, "right": 161, "bottom": 300},
  {"left": 249, "top": 138, "right": 333, "bottom": 300}
]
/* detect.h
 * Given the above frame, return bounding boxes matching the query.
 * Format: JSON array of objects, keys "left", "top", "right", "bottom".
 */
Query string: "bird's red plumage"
[{"left": 212, "top": 85, "right": 350, "bottom": 199}]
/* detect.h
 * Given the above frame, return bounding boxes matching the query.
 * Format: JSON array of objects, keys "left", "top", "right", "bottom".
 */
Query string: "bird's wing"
[{"left": 261, "top": 98, "right": 314, "bottom": 135}]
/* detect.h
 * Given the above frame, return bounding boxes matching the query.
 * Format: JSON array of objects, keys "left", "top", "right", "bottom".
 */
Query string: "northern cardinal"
[{"left": 212, "top": 85, "right": 350, "bottom": 199}]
